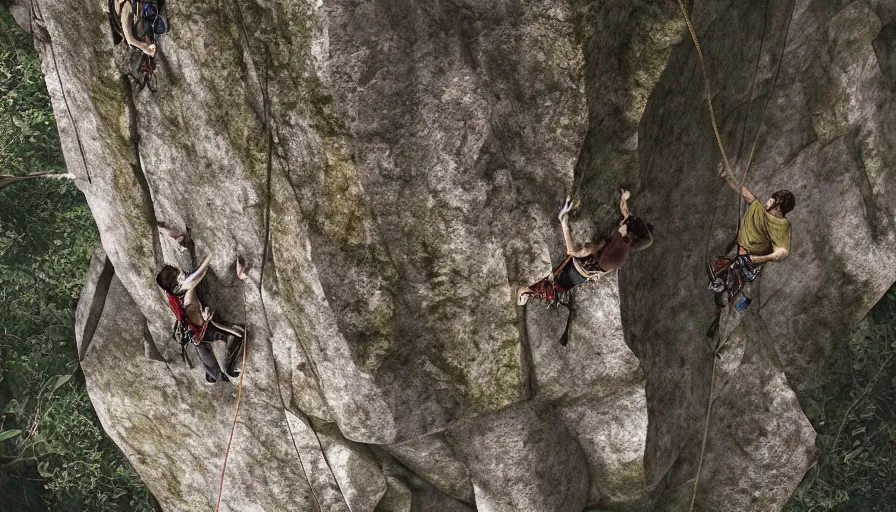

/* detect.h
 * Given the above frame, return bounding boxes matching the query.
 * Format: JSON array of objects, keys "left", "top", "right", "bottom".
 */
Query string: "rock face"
[{"left": 13, "top": 0, "right": 896, "bottom": 509}]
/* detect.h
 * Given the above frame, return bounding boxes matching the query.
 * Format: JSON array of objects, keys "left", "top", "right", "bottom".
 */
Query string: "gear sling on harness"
[
  {"left": 708, "top": 248, "right": 762, "bottom": 311},
  {"left": 528, "top": 255, "right": 605, "bottom": 345},
  {"left": 166, "top": 292, "right": 210, "bottom": 368}
]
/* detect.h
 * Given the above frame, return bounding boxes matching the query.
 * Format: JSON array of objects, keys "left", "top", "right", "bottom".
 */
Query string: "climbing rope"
[
  {"left": 215, "top": 328, "right": 249, "bottom": 512},
  {"left": 30, "top": 0, "right": 92, "bottom": 184},
  {"left": 690, "top": 342, "right": 718, "bottom": 512},
  {"left": 676, "top": 0, "right": 735, "bottom": 187},
  {"left": 734, "top": 0, "right": 796, "bottom": 234},
  {"left": 675, "top": 0, "right": 796, "bottom": 510}
]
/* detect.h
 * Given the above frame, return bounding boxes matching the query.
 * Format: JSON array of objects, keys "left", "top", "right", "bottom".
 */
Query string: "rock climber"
[
  {"left": 517, "top": 189, "right": 654, "bottom": 307},
  {"left": 155, "top": 253, "right": 246, "bottom": 384},
  {"left": 707, "top": 161, "right": 794, "bottom": 337},
  {"left": 108, "top": 0, "right": 158, "bottom": 57}
]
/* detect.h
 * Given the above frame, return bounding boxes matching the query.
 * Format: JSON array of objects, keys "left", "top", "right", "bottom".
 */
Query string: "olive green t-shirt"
[{"left": 736, "top": 200, "right": 791, "bottom": 255}]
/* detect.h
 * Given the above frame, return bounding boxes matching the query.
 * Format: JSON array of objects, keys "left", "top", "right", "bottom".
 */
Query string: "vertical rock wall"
[{"left": 11, "top": 0, "right": 896, "bottom": 510}]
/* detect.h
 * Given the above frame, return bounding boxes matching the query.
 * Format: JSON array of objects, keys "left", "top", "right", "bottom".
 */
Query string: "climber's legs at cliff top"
[{"left": 517, "top": 189, "right": 654, "bottom": 306}]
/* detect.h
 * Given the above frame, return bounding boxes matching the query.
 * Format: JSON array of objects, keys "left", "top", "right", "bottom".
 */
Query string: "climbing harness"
[
  {"left": 522, "top": 253, "right": 609, "bottom": 346},
  {"left": 675, "top": 0, "right": 797, "bottom": 509},
  {"left": 165, "top": 292, "right": 211, "bottom": 366},
  {"left": 707, "top": 251, "right": 762, "bottom": 311}
]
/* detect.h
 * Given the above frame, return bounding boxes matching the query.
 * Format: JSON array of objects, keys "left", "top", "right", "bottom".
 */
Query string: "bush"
[
  {"left": 0, "top": 8, "right": 157, "bottom": 511},
  {"left": 786, "top": 288, "right": 896, "bottom": 511}
]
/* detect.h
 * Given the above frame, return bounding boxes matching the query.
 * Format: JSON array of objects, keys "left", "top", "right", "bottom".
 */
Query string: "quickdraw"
[
  {"left": 707, "top": 252, "right": 762, "bottom": 311},
  {"left": 165, "top": 292, "right": 211, "bottom": 367}
]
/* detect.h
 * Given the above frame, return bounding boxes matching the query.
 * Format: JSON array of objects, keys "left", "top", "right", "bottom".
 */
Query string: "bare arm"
[
  {"left": 180, "top": 254, "right": 212, "bottom": 291},
  {"left": 718, "top": 162, "right": 756, "bottom": 204},
  {"left": 558, "top": 196, "right": 605, "bottom": 257},
  {"left": 120, "top": 4, "right": 156, "bottom": 56},
  {"left": 569, "top": 239, "right": 604, "bottom": 258},
  {"left": 619, "top": 189, "right": 631, "bottom": 224},
  {"left": 560, "top": 218, "right": 577, "bottom": 255},
  {"left": 750, "top": 246, "right": 789, "bottom": 264}
]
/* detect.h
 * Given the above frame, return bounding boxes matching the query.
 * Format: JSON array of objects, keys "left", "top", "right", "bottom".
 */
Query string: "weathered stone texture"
[{"left": 20, "top": 0, "right": 896, "bottom": 509}]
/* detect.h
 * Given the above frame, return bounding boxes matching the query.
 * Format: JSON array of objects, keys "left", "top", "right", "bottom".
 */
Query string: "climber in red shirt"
[
  {"left": 517, "top": 189, "right": 653, "bottom": 306},
  {"left": 156, "top": 253, "right": 246, "bottom": 384}
]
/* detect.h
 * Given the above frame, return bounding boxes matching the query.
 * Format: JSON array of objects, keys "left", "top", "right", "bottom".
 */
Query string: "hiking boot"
[{"left": 205, "top": 374, "right": 217, "bottom": 385}]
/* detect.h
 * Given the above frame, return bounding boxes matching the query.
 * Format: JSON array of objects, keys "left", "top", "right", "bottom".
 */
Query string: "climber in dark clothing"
[
  {"left": 156, "top": 253, "right": 245, "bottom": 384},
  {"left": 517, "top": 189, "right": 654, "bottom": 306}
]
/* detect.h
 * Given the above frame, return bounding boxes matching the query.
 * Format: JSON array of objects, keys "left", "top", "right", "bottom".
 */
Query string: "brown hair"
[
  {"left": 771, "top": 190, "right": 795, "bottom": 216},
  {"left": 156, "top": 265, "right": 183, "bottom": 295},
  {"left": 626, "top": 216, "right": 654, "bottom": 250}
]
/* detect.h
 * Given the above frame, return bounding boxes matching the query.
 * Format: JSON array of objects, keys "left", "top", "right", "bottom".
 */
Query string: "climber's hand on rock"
[
  {"left": 558, "top": 196, "right": 573, "bottom": 221},
  {"left": 145, "top": 44, "right": 156, "bottom": 57},
  {"left": 620, "top": 188, "right": 631, "bottom": 201},
  {"left": 717, "top": 161, "right": 730, "bottom": 179}
]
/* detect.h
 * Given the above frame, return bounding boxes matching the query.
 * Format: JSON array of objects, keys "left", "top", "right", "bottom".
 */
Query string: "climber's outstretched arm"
[
  {"left": 718, "top": 161, "right": 756, "bottom": 204},
  {"left": 558, "top": 197, "right": 575, "bottom": 254},
  {"left": 180, "top": 253, "right": 212, "bottom": 291},
  {"left": 618, "top": 189, "right": 631, "bottom": 224},
  {"left": 120, "top": 3, "right": 156, "bottom": 56}
]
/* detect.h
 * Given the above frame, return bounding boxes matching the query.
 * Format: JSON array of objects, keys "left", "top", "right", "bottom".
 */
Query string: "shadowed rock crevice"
[
  {"left": 122, "top": 76, "right": 164, "bottom": 268},
  {"left": 76, "top": 250, "right": 115, "bottom": 361}
]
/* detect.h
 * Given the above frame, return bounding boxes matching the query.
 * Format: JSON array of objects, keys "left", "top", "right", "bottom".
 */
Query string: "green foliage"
[
  {"left": 0, "top": 8, "right": 158, "bottom": 511},
  {"left": 786, "top": 287, "right": 896, "bottom": 511}
]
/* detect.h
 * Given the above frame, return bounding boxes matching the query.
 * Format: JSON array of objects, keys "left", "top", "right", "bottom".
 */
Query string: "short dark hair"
[
  {"left": 771, "top": 190, "right": 795, "bottom": 215},
  {"left": 625, "top": 216, "right": 654, "bottom": 249},
  {"left": 156, "top": 265, "right": 183, "bottom": 295}
]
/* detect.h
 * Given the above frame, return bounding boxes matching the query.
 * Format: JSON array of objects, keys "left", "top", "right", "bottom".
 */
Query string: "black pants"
[{"left": 194, "top": 323, "right": 243, "bottom": 382}]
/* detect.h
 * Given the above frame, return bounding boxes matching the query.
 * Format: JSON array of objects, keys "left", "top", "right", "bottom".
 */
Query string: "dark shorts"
[{"left": 555, "top": 258, "right": 588, "bottom": 291}]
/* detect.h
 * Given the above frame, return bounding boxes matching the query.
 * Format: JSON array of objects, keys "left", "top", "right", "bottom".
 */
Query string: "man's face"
[{"left": 765, "top": 197, "right": 776, "bottom": 211}]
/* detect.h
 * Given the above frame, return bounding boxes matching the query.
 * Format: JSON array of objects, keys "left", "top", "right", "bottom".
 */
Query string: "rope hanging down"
[
  {"left": 674, "top": 1, "right": 796, "bottom": 511},
  {"left": 733, "top": 0, "right": 795, "bottom": 235}
]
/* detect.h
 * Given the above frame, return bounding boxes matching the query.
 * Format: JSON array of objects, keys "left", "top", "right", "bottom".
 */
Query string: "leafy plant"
[
  {"left": 0, "top": 8, "right": 158, "bottom": 511},
  {"left": 786, "top": 288, "right": 896, "bottom": 511}
]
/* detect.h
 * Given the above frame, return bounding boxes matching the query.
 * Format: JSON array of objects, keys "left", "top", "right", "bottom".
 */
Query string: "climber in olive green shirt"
[
  {"left": 718, "top": 161, "right": 794, "bottom": 264},
  {"left": 707, "top": 161, "right": 795, "bottom": 339}
]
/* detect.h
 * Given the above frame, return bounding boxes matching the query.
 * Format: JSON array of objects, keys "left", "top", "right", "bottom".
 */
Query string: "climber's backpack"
[{"left": 166, "top": 293, "right": 210, "bottom": 368}]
